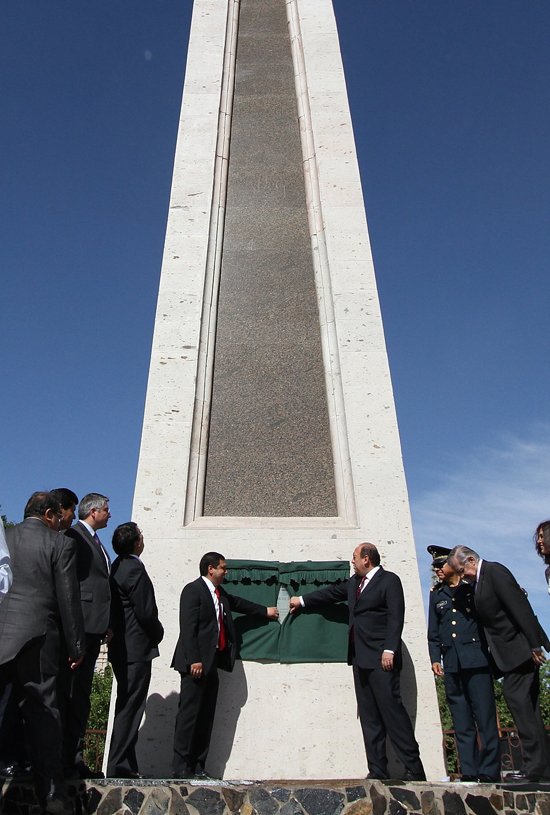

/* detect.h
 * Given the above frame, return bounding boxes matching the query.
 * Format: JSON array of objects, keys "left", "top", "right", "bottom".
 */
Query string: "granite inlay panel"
[{"left": 202, "top": 0, "right": 337, "bottom": 517}]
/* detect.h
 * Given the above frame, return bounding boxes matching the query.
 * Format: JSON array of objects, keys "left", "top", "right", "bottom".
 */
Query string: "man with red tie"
[
  {"left": 171, "top": 552, "right": 279, "bottom": 779},
  {"left": 289, "top": 543, "right": 425, "bottom": 781}
]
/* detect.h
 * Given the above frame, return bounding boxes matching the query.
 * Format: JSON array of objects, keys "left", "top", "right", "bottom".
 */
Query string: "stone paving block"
[
  {"left": 249, "top": 787, "right": 279, "bottom": 815},
  {"left": 186, "top": 788, "right": 225, "bottom": 815},
  {"left": 369, "top": 785, "right": 388, "bottom": 815},
  {"left": 124, "top": 789, "right": 145, "bottom": 815},
  {"left": 464, "top": 795, "right": 497, "bottom": 815},
  {"left": 84, "top": 786, "right": 103, "bottom": 814},
  {"left": 98, "top": 789, "right": 123, "bottom": 815},
  {"left": 345, "top": 800, "right": 372, "bottom": 815},
  {"left": 271, "top": 789, "right": 291, "bottom": 804},
  {"left": 281, "top": 800, "right": 303, "bottom": 815},
  {"left": 294, "top": 789, "right": 345, "bottom": 815},
  {"left": 420, "top": 792, "right": 435, "bottom": 815},
  {"left": 345, "top": 788, "right": 366, "bottom": 803},
  {"left": 241, "top": 802, "right": 256, "bottom": 815},
  {"left": 142, "top": 788, "right": 171, "bottom": 815},
  {"left": 488, "top": 796, "right": 503, "bottom": 812},
  {"left": 222, "top": 788, "right": 245, "bottom": 812},
  {"left": 389, "top": 801, "right": 407, "bottom": 815},
  {"left": 170, "top": 787, "right": 191, "bottom": 815},
  {"left": 441, "top": 792, "right": 466, "bottom": 815},
  {"left": 389, "top": 789, "right": 420, "bottom": 811},
  {"left": 502, "top": 793, "right": 514, "bottom": 810}
]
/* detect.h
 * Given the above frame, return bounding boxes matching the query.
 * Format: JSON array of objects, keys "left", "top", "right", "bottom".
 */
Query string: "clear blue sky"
[{"left": 2, "top": 1, "right": 550, "bottom": 628}]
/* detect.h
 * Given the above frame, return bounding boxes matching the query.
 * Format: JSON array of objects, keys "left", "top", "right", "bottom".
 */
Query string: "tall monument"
[{"left": 132, "top": 0, "right": 445, "bottom": 780}]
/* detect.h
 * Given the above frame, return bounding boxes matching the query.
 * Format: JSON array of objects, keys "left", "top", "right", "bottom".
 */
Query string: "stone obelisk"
[{"left": 131, "top": 0, "right": 445, "bottom": 780}]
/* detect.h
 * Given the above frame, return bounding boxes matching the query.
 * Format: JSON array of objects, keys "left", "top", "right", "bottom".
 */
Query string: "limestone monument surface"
[{"left": 130, "top": 0, "right": 445, "bottom": 780}]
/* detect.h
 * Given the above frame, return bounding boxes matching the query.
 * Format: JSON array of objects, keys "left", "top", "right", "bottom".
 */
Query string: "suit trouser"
[
  {"left": 0, "top": 682, "right": 27, "bottom": 769},
  {"left": 444, "top": 667, "right": 500, "bottom": 778},
  {"left": 353, "top": 662, "right": 424, "bottom": 778},
  {"left": 57, "top": 633, "right": 102, "bottom": 771},
  {"left": 173, "top": 665, "right": 219, "bottom": 776},
  {"left": 0, "top": 635, "right": 66, "bottom": 804},
  {"left": 502, "top": 659, "right": 550, "bottom": 776},
  {"left": 107, "top": 660, "right": 151, "bottom": 777}
]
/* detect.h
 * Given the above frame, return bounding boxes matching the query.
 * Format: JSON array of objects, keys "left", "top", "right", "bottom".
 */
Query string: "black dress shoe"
[
  {"left": 0, "top": 763, "right": 33, "bottom": 780},
  {"left": 193, "top": 769, "right": 213, "bottom": 780},
  {"left": 504, "top": 770, "right": 547, "bottom": 783},
  {"left": 402, "top": 770, "right": 427, "bottom": 782},
  {"left": 459, "top": 776, "right": 477, "bottom": 782},
  {"left": 77, "top": 765, "right": 104, "bottom": 780},
  {"left": 366, "top": 773, "right": 389, "bottom": 780},
  {"left": 477, "top": 774, "right": 500, "bottom": 783}
]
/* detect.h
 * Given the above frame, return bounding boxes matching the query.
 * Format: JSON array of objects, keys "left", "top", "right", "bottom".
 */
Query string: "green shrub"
[{"left": 84, "top": 665, "right": 113, "bottom": 771}]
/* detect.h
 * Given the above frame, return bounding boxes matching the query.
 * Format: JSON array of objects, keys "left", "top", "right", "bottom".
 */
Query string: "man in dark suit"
[
  {"left": 172, "top": 552, "right": 279, "bottom": 779},
  {"left": 58, "top": 493, "right": 112, "bottom": 779},
  {"left": 427, "top": 545, "right": 500, "bottom": 782},
  {"left": 0, "top": 492, "right": 85, "bottom": 813},
  {"left": 289, "top": 543, "right": 425, "bottom": 781},
  {"left": 448, "top": 545, "right": 550, "bottom": 782},
  {"left": 50, "top": 488, "right": 79, "bottom": 531},
  {"left": 0, "top": 489, "right": 76, "bottom": 781},
  {"left": 107, "top": 522, "right": 164, "bottom": 778}
]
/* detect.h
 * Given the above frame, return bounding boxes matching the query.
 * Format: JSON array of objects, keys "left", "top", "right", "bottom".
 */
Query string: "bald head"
[{"left": 352, "top": 543, "right": 380, "bottom": 576}]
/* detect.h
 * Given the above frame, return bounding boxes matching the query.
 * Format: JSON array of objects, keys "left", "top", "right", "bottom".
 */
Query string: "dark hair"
[
  {"left": 535, "top": 521, "right": 550, "bottom": 566},
  {"left": 50, "top": 488, "right": 79, "bottom": 510},
  {"left": 199, "top": 552, "right": 225, "bottom": 576},
  {"left": 112, "top": 522, "right": 141, "bottom": 557},
  {"left": 24, "top": 491, "right": 59, "bottom": 519},
  {"left": 360, "top": 543, "right": 380, "bottom": 567}
]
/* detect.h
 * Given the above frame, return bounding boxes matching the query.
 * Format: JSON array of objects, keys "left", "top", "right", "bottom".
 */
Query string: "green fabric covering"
[
  {"left": 278, "top": 560, "right": 349, "bottom": 663},
  {"left": 279, "top": 560, "right": 350, "bottom": 588},
  {"left": 225, "top": 560, "right": 280, "bottom": 659},
  {"left": 225, "top": 560, "right": 280, "bottom": 585},
  {"left": 224, "top": 559, "right": 349, "bottom": 663}
]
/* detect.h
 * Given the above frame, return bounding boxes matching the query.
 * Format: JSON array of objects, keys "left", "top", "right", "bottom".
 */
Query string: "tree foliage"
[
  {"left": 84, "top": 665, "right": 113, "bottom": 770},
  {"left": 1, "top": 507, "right": 15, "bottom": 529}
]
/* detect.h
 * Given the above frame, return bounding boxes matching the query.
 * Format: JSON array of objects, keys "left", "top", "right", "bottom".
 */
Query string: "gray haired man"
[
  {"left": 58, "top": 494, "right": 112, "bottom": 779},
  {"left": 448, "top": 545, "right": 550, "bottom": 783}
]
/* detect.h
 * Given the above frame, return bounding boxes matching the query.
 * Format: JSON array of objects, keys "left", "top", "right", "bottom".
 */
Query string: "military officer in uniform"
[{"left": 427, "top": 545, "right": 500, "bottom": 783}]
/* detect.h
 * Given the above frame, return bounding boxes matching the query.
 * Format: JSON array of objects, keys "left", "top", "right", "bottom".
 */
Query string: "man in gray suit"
[
  {"left": 0, "top": 492, "right": 84, "bottom": 813},
  {"left": 58, "top": 493, "right": 112, "bottom": 779}
]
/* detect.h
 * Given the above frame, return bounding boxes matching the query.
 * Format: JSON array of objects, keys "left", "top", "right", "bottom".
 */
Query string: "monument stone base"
[{"left": 2, "top": 778, "right": 549, "bottom": 815}]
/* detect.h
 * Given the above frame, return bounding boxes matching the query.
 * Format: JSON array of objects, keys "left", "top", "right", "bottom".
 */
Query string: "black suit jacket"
[
  {"left": 0, "top": 518, "right": 85, "bottom": 667},
  {"left": 303, "top": 567, "right": 405, "bottom": 670},
  {"left": 65, "top": 521, "right": 111, "bottom": 636},
  {"left": 474, "top": 560, "right": 550, "bottom": 673},
  {"left": 171, "top": 577, "right": 268, "bottom": 675},
  {"left": 108, "top": 556, "right": 164, "bottom": 664}
]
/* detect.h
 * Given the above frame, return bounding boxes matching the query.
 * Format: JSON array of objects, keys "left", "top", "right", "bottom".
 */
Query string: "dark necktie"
[
  {"left": 94, "top": 533, "right": 110, "bottom": 574},
  {"left": 215, "top": 588, "right": 227, "bottom": 650},
  {"left": 356, "top": 576, "right": 366, "bottom": 598}
]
